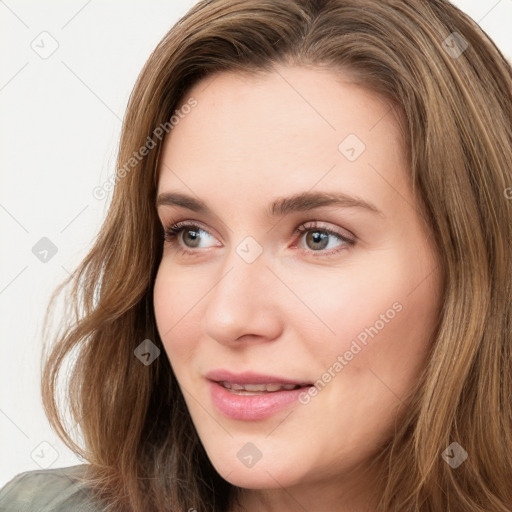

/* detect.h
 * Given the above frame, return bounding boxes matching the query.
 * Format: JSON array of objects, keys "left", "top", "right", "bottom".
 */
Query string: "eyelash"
[{"left": 162, "top": 220, "right": 355, "bottom": 258}]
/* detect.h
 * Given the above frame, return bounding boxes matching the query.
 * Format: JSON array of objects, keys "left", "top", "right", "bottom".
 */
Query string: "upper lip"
[{"left": 206, "top": 369, "right": 312, "bottom": 386}]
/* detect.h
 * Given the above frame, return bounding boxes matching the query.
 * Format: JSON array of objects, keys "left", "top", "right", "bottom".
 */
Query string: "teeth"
[{"left": 219, "top": 382, "right": 300, "bottom": 393}]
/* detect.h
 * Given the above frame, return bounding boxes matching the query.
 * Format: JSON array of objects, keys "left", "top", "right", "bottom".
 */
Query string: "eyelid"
[
  {"left": 296, "top": 220, "right": 355, "bottom": 243},
  {"left": 162, "top": 218, "right": 353, "bottom": 239}
]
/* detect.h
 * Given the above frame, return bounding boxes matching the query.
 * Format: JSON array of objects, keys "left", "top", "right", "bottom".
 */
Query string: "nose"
[{"left": 201, "top": 248, "right": 283, "bottom": 346}]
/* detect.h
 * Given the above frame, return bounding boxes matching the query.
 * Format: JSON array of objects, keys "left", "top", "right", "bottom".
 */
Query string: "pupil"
[
  {"left": 308, "top": 231, "right": 328, "bottom": 250},
  {"left": 185, "top": 229, "right": 200, "bottom": 247}
]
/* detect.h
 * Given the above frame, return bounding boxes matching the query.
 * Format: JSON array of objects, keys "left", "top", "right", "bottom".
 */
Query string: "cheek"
[
  {"left": 153, "top": 265, "right": 197, "bottom": 363},
  {"left": 296, "top": 248, "right": 441, "bottom": 382},
  {"left": 293, "top": 257, "right": 441, "bottom": 451},
  {"left": 153, "top": 266, "right": 172, "bottom": 341},
  {"left": 289, "top": 262, "right": 402, "bottom": 349},
  {"left": 362, "top": 270, "right": 441, "bottom": 389}
]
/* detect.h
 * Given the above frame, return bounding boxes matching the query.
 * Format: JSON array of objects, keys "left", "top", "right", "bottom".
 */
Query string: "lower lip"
[{"left": 208, "top": 380, "right": 310, "bottom": 421}]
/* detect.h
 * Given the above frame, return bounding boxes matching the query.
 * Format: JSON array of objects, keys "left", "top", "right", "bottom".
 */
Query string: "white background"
[{"left": 1, "top": 0, "right": 511, "bottom": 487}]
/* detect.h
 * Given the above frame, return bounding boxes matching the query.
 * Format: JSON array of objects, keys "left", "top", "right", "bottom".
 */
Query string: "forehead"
[
  {"left": 157, "top": 66, "right": 409, "bottom": 216},
  {"left": 170, "top": 66, "right": 395, "bottom": 146}
]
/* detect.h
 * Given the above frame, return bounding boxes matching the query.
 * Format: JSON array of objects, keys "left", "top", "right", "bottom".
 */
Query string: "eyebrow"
[{"left": 156, "top": 190, "right": 383, "bottom": 218}]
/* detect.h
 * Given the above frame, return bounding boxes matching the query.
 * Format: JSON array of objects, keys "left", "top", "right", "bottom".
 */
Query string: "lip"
[
  {"left": 205, "top": 369, "right": 311, "bottom": 386},
  {"left": 206, "top": 369, "right": 312, "bottom": 421}
]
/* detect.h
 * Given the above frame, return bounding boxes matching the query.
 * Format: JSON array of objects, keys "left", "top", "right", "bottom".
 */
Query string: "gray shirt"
[{"left": 0, "top": 464, "right": 106, "bottom": 512}]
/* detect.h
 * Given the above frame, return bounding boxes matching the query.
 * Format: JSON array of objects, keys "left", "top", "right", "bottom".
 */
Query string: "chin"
[
  {"left": 220, "top": 466, "right": 293, "bottom": 490},
  {"left": 204, "top": 443, "right": 299, "bottom": 489}
]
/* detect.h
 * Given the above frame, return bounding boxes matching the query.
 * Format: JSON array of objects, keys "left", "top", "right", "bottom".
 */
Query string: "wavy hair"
[{"left": 41, "top": 0, "right": 512, "bottom": 510}]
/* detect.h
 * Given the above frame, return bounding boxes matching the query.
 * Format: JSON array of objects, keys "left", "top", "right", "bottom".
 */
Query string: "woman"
[{"left": 1, "top": 0, "right": 511, "bottom": 511}]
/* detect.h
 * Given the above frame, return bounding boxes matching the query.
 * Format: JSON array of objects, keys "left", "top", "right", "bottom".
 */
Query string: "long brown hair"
[{"left": 41, "top": 0, "right": 512, "bottom": 510}]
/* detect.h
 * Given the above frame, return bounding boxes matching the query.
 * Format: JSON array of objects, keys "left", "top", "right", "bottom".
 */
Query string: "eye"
[
  {"left": 293, "top": 221, "right": 354, "bottom": 257},
  {"left": 162, "top": 220, "right": 355, "bottom": 257},
  {"left": 163, "top": 220, "right": 220, "bottom": 255}
]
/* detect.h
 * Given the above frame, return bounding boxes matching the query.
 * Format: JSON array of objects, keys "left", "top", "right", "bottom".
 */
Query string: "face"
[{"left": 153, "top": 65, "right": 443, "bottom": 509}]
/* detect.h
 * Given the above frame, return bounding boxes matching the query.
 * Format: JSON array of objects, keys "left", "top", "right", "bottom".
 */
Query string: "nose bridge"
[
  {"left": 201, "top": 237, "right": 281, "bottom": 343},
  {"left": 210, "top": 238, "right": 268, "bottom": 315}
]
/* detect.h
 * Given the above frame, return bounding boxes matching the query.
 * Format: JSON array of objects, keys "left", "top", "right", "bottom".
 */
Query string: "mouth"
[
  {"left": 205, "top": 370, "right": 314, "bottom": 420},
  {"left": 215, "top": 381, "right": 305, "bottom": 395}
]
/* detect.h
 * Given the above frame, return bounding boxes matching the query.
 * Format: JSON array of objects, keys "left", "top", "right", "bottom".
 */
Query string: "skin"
[{"left": 153, "top": 65, "right": 444, "bottom": 512}]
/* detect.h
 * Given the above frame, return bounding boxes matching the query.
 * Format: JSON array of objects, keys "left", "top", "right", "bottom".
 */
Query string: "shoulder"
[{"left": 0, "top": 464, "right": 106, "bottom": 512}]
